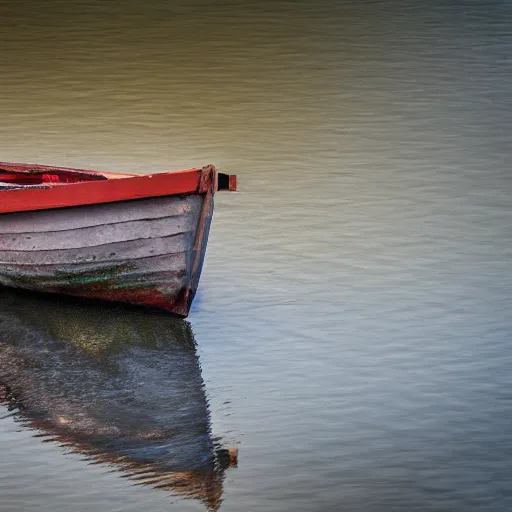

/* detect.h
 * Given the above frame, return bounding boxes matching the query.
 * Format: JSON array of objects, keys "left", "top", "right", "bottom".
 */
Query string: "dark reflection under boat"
[{"left": 0, "top": 289, "right": 236, "bottom": 511}]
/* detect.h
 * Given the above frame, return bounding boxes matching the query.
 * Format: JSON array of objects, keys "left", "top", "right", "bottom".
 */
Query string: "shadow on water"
[{"left": 0, "top": 289, "right": 236, "bottom": 511}]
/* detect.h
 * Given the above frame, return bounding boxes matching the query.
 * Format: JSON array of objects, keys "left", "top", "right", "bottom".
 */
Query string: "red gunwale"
[{"left": 0, "top": 162, "right": 213, "bottom": 214}]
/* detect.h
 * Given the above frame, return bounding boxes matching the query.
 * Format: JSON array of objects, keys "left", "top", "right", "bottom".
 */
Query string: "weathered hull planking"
[
  {"left": 0, "top": 162, "right": 236, "bottom": 316},
  {"left": 0, "top": 194, "right": 211, "bottom": 316}
]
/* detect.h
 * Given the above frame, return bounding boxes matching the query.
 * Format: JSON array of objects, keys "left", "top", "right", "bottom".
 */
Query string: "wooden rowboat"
[{"left": 0, "top": 161, "right": 237, "bottom": 317}]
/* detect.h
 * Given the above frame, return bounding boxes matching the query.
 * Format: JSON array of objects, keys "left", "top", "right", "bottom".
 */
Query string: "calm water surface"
[{"left": 1, "top": 1, "right": 512, "bottom": 511}]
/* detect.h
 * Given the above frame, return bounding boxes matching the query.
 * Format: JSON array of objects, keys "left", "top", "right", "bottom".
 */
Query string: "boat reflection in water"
[{"left": 0, "top": 290, "right": 237, "bottom": 511}]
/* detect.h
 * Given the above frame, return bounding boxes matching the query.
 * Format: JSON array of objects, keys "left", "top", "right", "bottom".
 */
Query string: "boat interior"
[{"left": 0, "top": 166, "right": 107, "bottom": 189}]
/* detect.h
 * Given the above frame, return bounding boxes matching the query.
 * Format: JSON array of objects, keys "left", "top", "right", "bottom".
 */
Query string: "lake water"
[{"left": 1, "top": 1, "right": 512, "bottom": 511}]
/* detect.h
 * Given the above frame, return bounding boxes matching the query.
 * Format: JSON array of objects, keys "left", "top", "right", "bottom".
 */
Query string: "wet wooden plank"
[
  {"left": 0, "top": 195, "right": 202, "bottom": 234},
  {"left": 0, "top": 215, "right": 194, "bottom": 251},
  {"left": 0, "top": 252, "right": 187, "bottom": 278},
  {"left": 0, "top": 234, "right": 190, "bottom": 265}
]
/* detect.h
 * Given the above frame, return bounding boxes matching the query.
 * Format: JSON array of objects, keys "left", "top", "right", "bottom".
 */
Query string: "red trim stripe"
[{"left": 0, "top": 169, "right": 202, "bottom": 214}]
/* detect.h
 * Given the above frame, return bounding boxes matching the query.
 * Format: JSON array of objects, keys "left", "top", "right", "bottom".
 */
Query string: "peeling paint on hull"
[{"left": 0, "top": 193, "right": 213, "bottom": 317}]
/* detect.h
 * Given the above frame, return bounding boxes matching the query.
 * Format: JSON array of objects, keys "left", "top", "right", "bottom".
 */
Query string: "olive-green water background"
[{"left": 1, "top": 1, "right": 512, "bottom": 511}]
